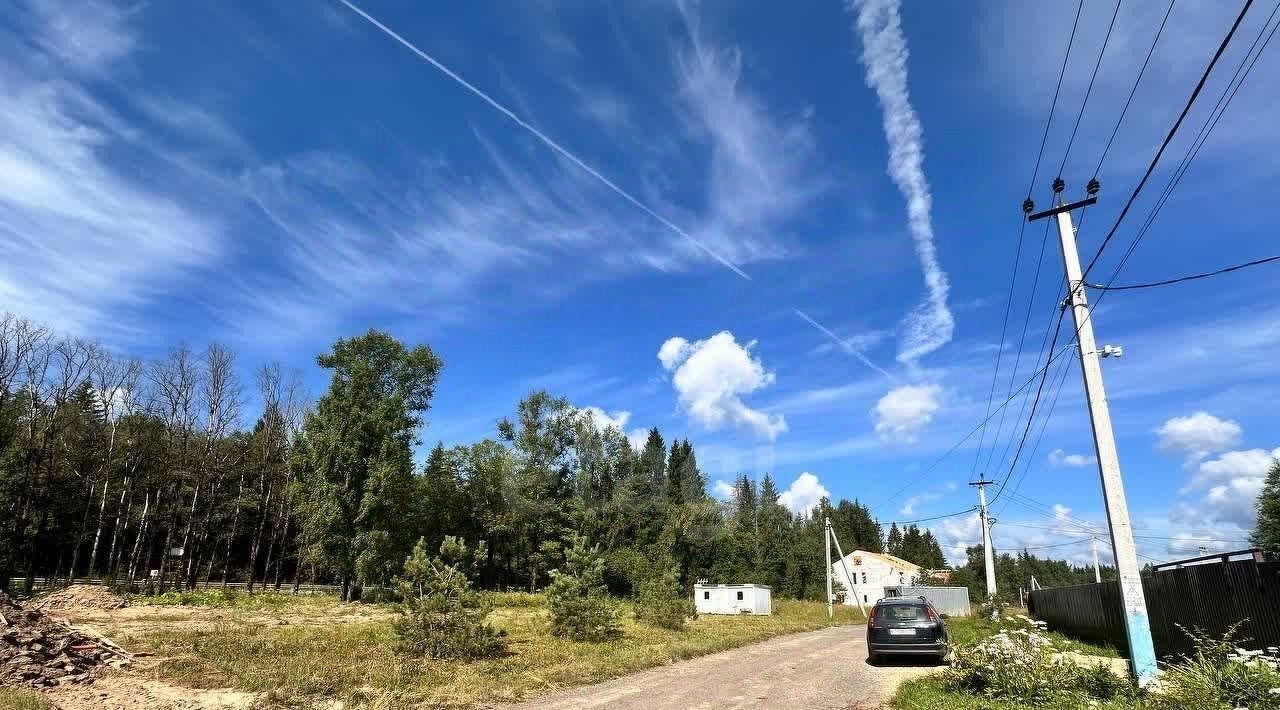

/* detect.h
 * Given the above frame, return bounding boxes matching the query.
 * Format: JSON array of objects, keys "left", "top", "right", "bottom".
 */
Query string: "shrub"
[
  {"left": 546, "top": 535, "right": 621, "bottom": 642},
  {"left": 945, "top": 615, "right": 1135, "bottom": 706},
  {"left": 1147, "top": 625, "right": 1280, "bottom": 710},
  {"left": 634, "top": 568, "right": 695, "bottom": 631},
  {"left": 393, "top": 538, "right": 507, "bottom": 659}
]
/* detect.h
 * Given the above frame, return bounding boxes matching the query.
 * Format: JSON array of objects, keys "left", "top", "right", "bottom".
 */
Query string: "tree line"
[{"left": 2, "top": 315, "right": 929, "bottom": 600}]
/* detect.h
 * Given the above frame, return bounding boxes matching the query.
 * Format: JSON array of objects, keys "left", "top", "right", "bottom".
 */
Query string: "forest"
[{"left": 1, "top": 313, "right": 912, "bottom": 600}]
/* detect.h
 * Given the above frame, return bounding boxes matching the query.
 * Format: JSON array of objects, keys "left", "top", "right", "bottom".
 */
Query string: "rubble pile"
[
  {"left": 1, "top": 592, "right": 130, "bottom": 688},
  {"left": 34, "top": 584, "right": 129, "bottom": 613}
]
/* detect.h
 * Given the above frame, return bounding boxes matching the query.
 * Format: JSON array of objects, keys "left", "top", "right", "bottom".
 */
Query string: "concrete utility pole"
[
  {"left": 969, "top": 479, "right": 997, "bottom": 607},
  {"left": 1092, "top": 537, "right": 1102, "bottom": 584},
  {"left": 828, "top": 524, "right": 867, "bottom": 617},
  {"left": 825, "top": 516, "right": 833, "bottom": 620},
  {"left": 1028, "top": 184, "right": 1159, "bottom": 686}
]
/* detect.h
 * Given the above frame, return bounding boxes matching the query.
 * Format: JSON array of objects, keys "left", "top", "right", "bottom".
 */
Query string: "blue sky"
[{"left": 3, "top": 0, "right": 1278, "bottom": 566}]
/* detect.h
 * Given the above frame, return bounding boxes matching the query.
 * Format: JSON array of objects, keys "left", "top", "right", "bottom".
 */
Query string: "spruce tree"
[{"left": 886, "top": 523, "right": 903, "bottom": 558}]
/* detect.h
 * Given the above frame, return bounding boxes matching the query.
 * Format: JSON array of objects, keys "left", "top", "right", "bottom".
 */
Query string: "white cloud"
[
  {"left": 658, "top": 332, "right": 786, "bottom": 440},
  {"left": 778, "top": 472, "right": 830, "bottom": 515},
  {"left": 1155, "top": 412, "right": 1243, "bottom": 461},
  {"left": 849, "top": 0, "right": 953, "bottom": 363},
  {"left": 711, "top": 479, "right": 735, "bottom": 500},
  {"left": 872, "top": 383, "right": 941, "bottom": 442},
  {"left": 626, "top": 428, "right": 649, "bottom": 452},
  {"left": 1180, "top": 447, "right": 1280, "bottom": 527},
  {"left": 0, "top": 1, "right": 225, "bottom": 336},
  {"left": 1167, "top": 534, "right": 1230, "bottom": 556},
  {"left": 1048, "top": 449, "right": 1096, "bottom": 467},
  {"left": 1052, "top": 504, "right": 1073, "bottom": 522},
  {"left": 580, "top": 406, "right": 632, "bottom": 432}
]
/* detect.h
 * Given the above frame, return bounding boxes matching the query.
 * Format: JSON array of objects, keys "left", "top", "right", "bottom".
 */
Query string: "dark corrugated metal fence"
[{"left": 1028, "top": 558, "right": 1280, "bottom": 657}]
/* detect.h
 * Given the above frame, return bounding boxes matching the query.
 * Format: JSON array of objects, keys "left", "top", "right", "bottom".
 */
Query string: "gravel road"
[{"left": 510, "top": 625, "right": 940, "bottom": 709}]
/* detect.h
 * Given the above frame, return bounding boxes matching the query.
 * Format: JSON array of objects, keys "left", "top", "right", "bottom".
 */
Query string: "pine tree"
[
  {"left": 756, "top": 474, "right": 789, "bottom": 590},
  {"left": 1251, "top": 459, "right": 1280, "bottom": 555},
  {"left": 665, "top": 438, "right": 687, "bottom": 504},
  {"left": 639, "top": 428, "right": 666, "bottom": 494}
]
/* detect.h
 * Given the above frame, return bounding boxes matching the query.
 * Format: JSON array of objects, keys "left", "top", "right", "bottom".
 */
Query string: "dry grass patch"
[
  {"left": 0, "top": 687, "right": 52, "bottom": 710},
  {"left": 122, "top": 596, "right": 859, "bottom": 708}
]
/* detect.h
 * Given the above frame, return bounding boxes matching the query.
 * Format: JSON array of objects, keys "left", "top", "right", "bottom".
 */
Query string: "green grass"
[
  {"left": 0, "top": 688, "right": 52, "bottom": 710},
  {"left": 892, "top": 676, "right": 1135, "bottom": 710},
  {"left": 121, "top": 595, "right": 860, "bottom": 708},
  {"left": 128, "top": 588, "right": 358, "bottom": 610},
  {"left": 946, "top": 616, "right": 1121, "bottom": 658}
]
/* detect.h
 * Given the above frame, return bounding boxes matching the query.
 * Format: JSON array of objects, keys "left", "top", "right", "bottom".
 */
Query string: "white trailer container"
[{"left": 693, "top": 583, "right": 772, "bottom": 615}]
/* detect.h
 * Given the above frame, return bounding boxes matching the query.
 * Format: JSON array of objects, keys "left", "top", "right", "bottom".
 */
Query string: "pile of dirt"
[
  {"left": 0, "top": 592, "right": 131, "bottom": 688},
  {"left": 34, "top": 584, "right": 129, "bottom": 613}
]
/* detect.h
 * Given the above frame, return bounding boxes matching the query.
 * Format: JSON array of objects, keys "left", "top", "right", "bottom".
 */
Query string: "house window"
[
  {"left": 736, "top": 591, "right": 744, "bottom": 601},
  {"left": 703, "top": 591, "right": 710, "bottom": 600},
  {"left": 899, "top": 573, "right": 905, "bottom": 584},
  {"left": 863, "top": 595, "right": 868, "bottom": 603},
  {"left": 860, "top": 572, "right": 867, "bottom": 584}
]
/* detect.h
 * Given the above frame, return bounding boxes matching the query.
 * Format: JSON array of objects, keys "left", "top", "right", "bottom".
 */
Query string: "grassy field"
[
  {"left": 116, "top": 594, "right": 860, "bottom": 708},
  {"left": 0, "top": 688, "right": 52, "bottom": 710}
]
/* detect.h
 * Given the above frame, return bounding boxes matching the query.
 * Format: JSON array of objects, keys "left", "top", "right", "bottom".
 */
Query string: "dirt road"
[{"left": 510, "top": 625, "right": 939, "bottom": 709}]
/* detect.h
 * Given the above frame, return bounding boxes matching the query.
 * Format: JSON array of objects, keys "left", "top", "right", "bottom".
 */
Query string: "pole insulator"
[
  {"left": 1022, "top": 198, "right": 1035, "bottom": 214},
  {"left": 1087, "top": 177, "right": 1100, "bottom": 195},
  {"left": 1052, "top": 176, "right": 1065, "bottom": 194}
]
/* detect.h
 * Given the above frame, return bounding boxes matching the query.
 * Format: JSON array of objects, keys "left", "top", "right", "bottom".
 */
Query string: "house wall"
[{"left": 832, "top": 554, "right": 919, "bottom": 607}]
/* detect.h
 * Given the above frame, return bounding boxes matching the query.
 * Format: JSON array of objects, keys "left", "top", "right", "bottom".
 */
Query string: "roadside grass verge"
[
  {"left": 946, "top": 615, "right": 1121, "bottom": 658},
  {"left": 0, "top": 688, "right": 52, "bottom": 710},
  {"left": 121, "top": 596, "right": 859, "bottom": 708},
  {"left": 892, "top": 676, "right": 1135, "bottom": 710}
]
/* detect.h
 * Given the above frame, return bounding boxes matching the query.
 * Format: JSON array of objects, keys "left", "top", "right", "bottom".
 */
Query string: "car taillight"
[
  {"left": 925, "top": 607, "right": 939, "bottom": 624},
  {"left": 867, "top": 607, "right": 876, "bottom": 626}
]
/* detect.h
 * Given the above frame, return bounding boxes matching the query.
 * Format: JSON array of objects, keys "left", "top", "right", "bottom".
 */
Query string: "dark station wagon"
[{"left": 866, "top": 596, "right": 949, "bottom": 663}]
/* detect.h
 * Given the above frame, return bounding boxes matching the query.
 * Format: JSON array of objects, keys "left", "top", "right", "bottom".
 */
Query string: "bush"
[
  {"left": 1147, "top": 625, "right": 1280, "bottom": 710},
  {"left": 546, "top": 535, "right": 621, "bottom": 642},
  {"left": 634, "top": 568, "right": 695, "bottom": 631},
  {"left": 944, "top": 615, "right": 1135, "bottom": 706},
  {"left": 393, "top": 538, "right": 507, "bottom": 659}
]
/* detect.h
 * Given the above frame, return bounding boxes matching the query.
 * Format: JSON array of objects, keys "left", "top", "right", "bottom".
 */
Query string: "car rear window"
[{"left": 883, "top": 604, "right": 925, "bottom": 621}]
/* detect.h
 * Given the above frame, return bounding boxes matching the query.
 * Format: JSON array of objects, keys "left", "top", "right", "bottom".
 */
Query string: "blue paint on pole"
[{"left": 1125, "top": 609, "right": 1159, "bottom": 685}]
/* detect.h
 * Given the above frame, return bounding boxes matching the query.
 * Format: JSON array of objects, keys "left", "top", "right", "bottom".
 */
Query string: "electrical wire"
[
  {"left": 1087, "top": 255, "right": 1280, "bottom": 290},
  {"left": 979, "top": 221, "right": 1056, "bottom": 482},
  {"left": 1094, "top": 3, "right": 1280, "bottom": 293},
  {"left": 990, "top": 309, "right": 1069, "bottom": 503},
  {"left": 1094, "top": 0, "right": 1177, "bottom": 177},
  {"left": 866, "top": 342, "right": 1078, "bottom": 514},
  {"left": 1057, "top": 0, "right": 1124, "bottom": 176},
  {"left": 1081, "top": 0, "right": 1256, "bottom": 282},
  {"left": 992, "top": 351, "right": 1076, "bottom": 516},
  {"left": 890, "top": 507, "right": 979, "bottom": 525},
  {"left": 1027, "top": 0, "right": 1086, "bottom": 195}
]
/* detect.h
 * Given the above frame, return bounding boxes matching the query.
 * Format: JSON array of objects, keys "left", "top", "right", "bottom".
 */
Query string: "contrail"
[
  {"left": 850, "top": 0, "right": 953, "bottom": 363},
  {"left": 794, "top": 310, "right": 893, "bottom": 379},
  {"left": 336, "top": 0, "right": 896, "bottom": 379},
  {"left": 337, "top": 0, "right": 749, "bottom": 279}
]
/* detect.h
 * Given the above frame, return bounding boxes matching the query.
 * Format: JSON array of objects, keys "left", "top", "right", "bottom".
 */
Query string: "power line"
[
  {"left": 1057, "top": 0, "right": 1124, "bottom": 176},
  {"left": 1087, "top": 255, "right": 1280, "bottom": 291},
  {"left": 990, "top": 309, "right": 1069, "bottom": 503},
  {"left": 1095, "top": 3, "right": 1280, "bottom": 292},
  {"left": 866, "top": 342, "right": 1077, "bottom": 513},
  {"left": 1027, "top": 0, "right": 1086, "bottom": 196},
  {"left": 993, "top": 350, "right": 1076, "bottom": 515},
  {"left": 1094, "top": 0, "right": 1177, "bottom": 177},
  {"left": 890, "top": 507, "right": 978, "bottom": 525},
  {"left": 1081, "top": 0, "right": 1256, "bottom": 282}
]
